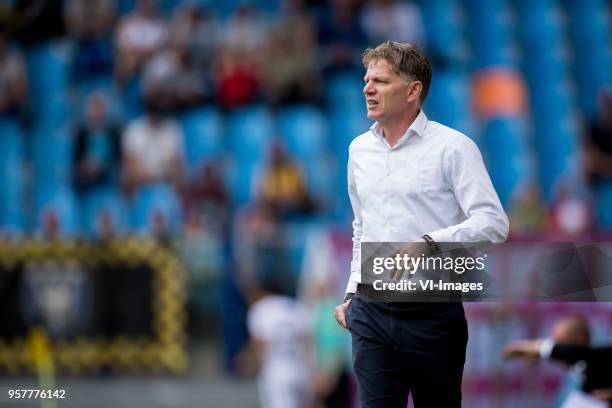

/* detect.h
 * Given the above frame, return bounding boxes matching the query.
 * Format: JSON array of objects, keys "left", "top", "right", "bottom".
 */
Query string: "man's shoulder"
[
  {"left": 427, "top": 120, "right": 477, "bottom": 150},
  {"left": 348, "top": 129, "right": 375, "bottom": 153}
]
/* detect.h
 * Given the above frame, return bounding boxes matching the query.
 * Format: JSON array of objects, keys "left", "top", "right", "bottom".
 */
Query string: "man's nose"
[{"left": 363, "top": 83, "right": 375, "bottom": 95}]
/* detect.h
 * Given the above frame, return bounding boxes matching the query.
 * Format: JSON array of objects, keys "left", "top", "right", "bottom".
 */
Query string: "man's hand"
[
  {"left": 591, "top": 388, "right": 612, "bottom": 402},
  {"left": 502, "top": 339, "right": 543, "bottom": 363},
  {"left": 388, "top": 239, "right": 431, "bottom": 281},
  {"left": 334, "top": 299, "right": 352, "bottom": 329}
]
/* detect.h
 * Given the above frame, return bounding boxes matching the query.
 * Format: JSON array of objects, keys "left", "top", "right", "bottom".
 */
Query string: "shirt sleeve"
[
  {"left": 427, "top": 137, "right": 509, "bottom": 250},
  {"left": 345, "top": 147, "right": 362, "bottom": 295},
  {"left": 247, "top": 302, "right": 270, "bottom": 341},
  {"left": 539, "top": 337, "right": 555, "bottom": 359}
]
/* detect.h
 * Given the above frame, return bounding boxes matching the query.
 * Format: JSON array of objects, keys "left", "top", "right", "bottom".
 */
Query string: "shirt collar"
[{"left": 370, "top": 110, "right": 429, "bottom": 145}]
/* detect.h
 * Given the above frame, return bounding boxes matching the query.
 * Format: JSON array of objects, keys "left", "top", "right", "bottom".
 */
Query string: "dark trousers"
[{"left": 346, "top": 289, "right": 468, "bottom": 408}]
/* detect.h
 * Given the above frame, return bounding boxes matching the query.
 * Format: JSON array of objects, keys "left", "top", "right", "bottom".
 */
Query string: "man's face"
[{"left": 363, "top": 59, "right": 414, "bottom": 123}]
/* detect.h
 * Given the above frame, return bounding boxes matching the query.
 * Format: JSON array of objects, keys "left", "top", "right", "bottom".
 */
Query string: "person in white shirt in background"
[{"left": 245, "top": 282, "right": 312, "bottom": 408}]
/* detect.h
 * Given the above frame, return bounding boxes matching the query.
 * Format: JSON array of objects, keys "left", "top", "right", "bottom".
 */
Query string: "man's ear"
[{"left": 407, "top": 81, "right": 423, "bottom": 103}]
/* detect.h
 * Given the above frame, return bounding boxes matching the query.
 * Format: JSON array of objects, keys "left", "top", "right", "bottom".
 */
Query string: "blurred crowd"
[
  {"left": 1, "top": 0, "right": 612, "bottom": 404},
  {"left": 1, "top": 0, "right": 611, "bottom": 242}
]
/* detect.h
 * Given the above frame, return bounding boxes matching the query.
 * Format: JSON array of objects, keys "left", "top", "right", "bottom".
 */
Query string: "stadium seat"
[
  {"left": 595, "top": 181, "right": 612, "bottom": 231},
  {"left": 26, "top": 41, "right": 72, "bottom": 121},
  {"left": 0, "top": 119, "right": 25, "bottom": 234},
  {"left": 420, "top": 0, "right": 466, "bottom": 64},
  {"left": 278, "top": 105, "right": 329, "bottom": 160},
  {"left": 32, "top": 121, "right": 74, "bottom": 187},
  {"left": 80, "top": 186, "right": 130, "bottom": 238},
  {"left": 227, "top": 105, "right": 275, "bottom": 165},
  {"left": 480, "top": 117, "right": 532, "bottom": 206},
  {"left": 179, "top": 106, "right": 225, "bottom": 176},
  {"left": 423, "top": 68, "right": 474, "bottom": 135},
  {"left": 34, "top": 186, "right": 80, "bottom": 237},
  {"left": 463, "top": 0, "right": 515, "bottom": 69},
  {"left": 325, "top": 71, "right": 365, "bottom": 111},
  {"left": 131, "top": 183, "right": 182, "bottom": 235}
]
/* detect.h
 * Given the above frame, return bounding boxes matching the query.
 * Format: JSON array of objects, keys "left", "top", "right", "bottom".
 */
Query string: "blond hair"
[{"left": 362, "top": 41, "right": 432, "bottom": 103}]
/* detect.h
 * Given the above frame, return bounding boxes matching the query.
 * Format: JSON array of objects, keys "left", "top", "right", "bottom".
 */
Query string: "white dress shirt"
[{"left": 346, "top": 110, "right": 509, "bottom": 294}]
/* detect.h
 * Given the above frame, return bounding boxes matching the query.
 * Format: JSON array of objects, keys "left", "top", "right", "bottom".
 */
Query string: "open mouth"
[{"left": 367, "top": 99, "right": 378, "bottom": 107}]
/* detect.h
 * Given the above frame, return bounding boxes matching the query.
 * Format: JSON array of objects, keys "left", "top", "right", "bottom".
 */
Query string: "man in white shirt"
[
  {"left": 247, "top": 293, "right": 311, "bottom": 408},
  {"left": 122, "top": 107, "right": 185, "bottom": 193},
  {"left": 333, "top": 41, "right": 508, "bottom": 407}
]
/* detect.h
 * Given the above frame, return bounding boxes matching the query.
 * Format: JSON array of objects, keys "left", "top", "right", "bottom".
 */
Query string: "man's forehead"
[{"left": 364, "top": 59, "right": 396, "bottom": 77}]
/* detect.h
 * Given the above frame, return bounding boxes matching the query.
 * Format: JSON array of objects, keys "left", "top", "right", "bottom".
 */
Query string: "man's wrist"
[{"left": 422, "top": 234, "right": 439, "bottom": 254}]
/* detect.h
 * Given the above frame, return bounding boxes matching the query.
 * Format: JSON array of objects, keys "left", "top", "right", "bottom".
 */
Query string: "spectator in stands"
[
  {"left": 212, "top": 6, "right": 265, "bottom": 110},
  {"left": 552, "top": 315, "right": 591, "bottom": 348},
  {"left": 141, "top": 43, "right": 209, "bottom": 111},
  {"left": 184, "top": 162, "right": 229, "bottom": 231},
  {"left": 121, "top": 92, "right": 186, "bottom": 196},
  {"left": 64, "top": 0, "right": 116, "bottom": 83},
  {"left": 584, "top": 87, "right": 612, "bottom": 185},
  {"left": 360, "top": 0, "right": 425, "bottom": 47},
  {"left": 222, "top": 4, "right": 267, "bottom": 54},
  {"left": 0, "top": 35, "right": 28, "bottom": 119},
  {"left": 93, "top": 211, "right": 116, "bottom": 243},
  {"left": 72, "top": 92, "right": 121, "bottom": 195},
  {"left": 504, "top": 316, "right": 612, "bottom": 406},
  {"left": 261, "top": 4, "right": 321, "bottom": 107},
  {"left": 168, "top": 3, "right": 218, "bottom": 71},
  {"left": 213, "top": 48, "right": 261, "bottom": 110},
  {"left": 114, "top": 0, "right": 167, "bottom": 82},
  {"left": 549, "top": 184, "right": 592, "bottom": 239},
  {"left": 40, "top": 207, "right": 62, "bottom": 241},
  {"left": 166, "top": 4, "right": 217, "bottom": 107},
  {"left": 256, "top": 142, "right": 315, "bottom": 219},
  {"left": 317, "top": 0, "right": 366, "bottom": 73},
  {"left": 508, "top": 183, "right": 550, "bottom": 238}
]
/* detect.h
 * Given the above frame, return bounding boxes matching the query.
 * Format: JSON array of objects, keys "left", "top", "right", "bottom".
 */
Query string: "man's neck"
[{"left": 381, "top": 109, "right": 420, "bottom": 147}]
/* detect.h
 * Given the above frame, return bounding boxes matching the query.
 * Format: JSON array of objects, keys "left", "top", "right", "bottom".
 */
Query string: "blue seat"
[
  {"left": 424, "top": 69, "right": 474, "bottom": 135},
  {"left": 228, "top": 105, "right": 275, "bottom": 165},
  {"left": 480, "top": 118, "right": 532, "bottom": 206},
  {"left": 228, "top": 161, "right": 260, "bottom": 206},
  {"left": 0, "top": 119, "right": 25, "bottom": 234},
  {"left": 421, "top": 0, "right": 465, "bottom": 63},
  {"left": 533, "top": 119, "right": 578, "bottom": 201},
  {"left": 278, "top": 105, "right": 329, "bottom": 160},
  {"left": 35, "top": 186, "right": 79, "bottom": 237},
  {"left": 514, "top": 0, "right": 563, "bottom": 53},
  {"left": 595, "top": 181, "right": 612, "bottom": 231},
  {"left": 80, "top": 186, "right": 129, "bottom": 238},
  {"left": 179, "top": 106, "right": 224, "bottom": 175},
  {"left": 131, "top": 184, "right": 182, "bottom": 235},
  {"left": 32, "top": 121, "right": 74, "bottom": 186},
  {"left": 463, "top": 0, "right": 515, "bottom": 68},
  {"left": 301, "top": 155, "right": 336, "bottom": 203},
  {"left": 26, "top": 41, "right": 72, "bottom": 121},
  {"left": 325, "top": 71, "right": 365, "bottom": 111},
  {"left": 329, "top": 104, "right": 370, "bottom": 157}
]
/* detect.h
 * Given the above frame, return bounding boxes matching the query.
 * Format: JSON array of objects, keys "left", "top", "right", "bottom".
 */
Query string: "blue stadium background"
[{"left": 1, "top": 0, "right": 612, "bottom": 407}]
